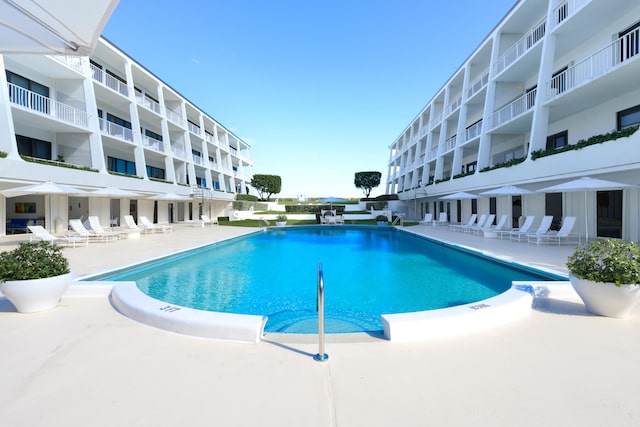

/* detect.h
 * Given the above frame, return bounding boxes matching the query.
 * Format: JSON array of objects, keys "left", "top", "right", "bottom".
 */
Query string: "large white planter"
[
  {"left": 569, "top": 275, "right": 640, "bottom": 318},
  {"left": 0, "top": 272, "right": 73, "bottom": 313}
]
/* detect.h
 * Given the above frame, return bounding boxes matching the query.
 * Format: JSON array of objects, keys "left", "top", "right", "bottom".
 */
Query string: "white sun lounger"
[
  {"left": 511, "top": 215, "right": 553, "bottom": 242},
  {"left": 419, "top": 213, "right": 433, "bottom": 226},
  {"left": 69, "top": 219, "right": 117, "bottom": 242},
  {"left": 470, "top": 214, "right": 496, "bottom": 234},
  {"left": 88, "top": 216, "right": 121, "bottom": 240},
  {"left": 450, "top": 214, "right": 477, "bottom": 232},
  {"left": 27, "top": 225, "right": 88, "bottom": 248},
  {"left": 139, "top": 216, "right": 174, "bottom": 233},
  {"left": 528, "top": 216, "right": 580, "bottom": 245}
]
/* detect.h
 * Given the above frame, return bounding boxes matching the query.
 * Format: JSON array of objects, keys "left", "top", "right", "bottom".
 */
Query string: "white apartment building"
[
  {"left": 387, "top": 0, "right": 640, "bottom": 241},
  {"left": 0, "top": 37, "right": 253, "bottom": 235}
]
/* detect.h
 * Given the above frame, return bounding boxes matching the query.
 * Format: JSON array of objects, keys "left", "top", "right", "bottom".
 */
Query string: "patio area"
[{"left": 1, "top": 224, "right": 639, "bottom": 426}]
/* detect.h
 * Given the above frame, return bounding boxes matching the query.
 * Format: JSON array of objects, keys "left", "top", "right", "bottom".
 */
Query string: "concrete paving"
[{"left": 1, "top": 224, "right": 639, "bottom": 426}]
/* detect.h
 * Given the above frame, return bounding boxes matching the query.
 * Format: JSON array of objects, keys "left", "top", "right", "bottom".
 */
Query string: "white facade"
[
  {"left": 0, "top": 38, "right": 253, "bottom": 234},
  {"left": 387, "top": 0, "right": 640, "bottom": 241}
]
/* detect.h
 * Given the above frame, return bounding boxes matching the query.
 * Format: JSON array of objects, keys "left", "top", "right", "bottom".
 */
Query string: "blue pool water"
[{"left": 90, "top": 226, "right": 560, "bottom": 333}]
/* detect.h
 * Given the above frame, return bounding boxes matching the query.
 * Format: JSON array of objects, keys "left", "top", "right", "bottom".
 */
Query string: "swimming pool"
[{"left": 89, "top": 226, "right": 561, "bottom": 334}]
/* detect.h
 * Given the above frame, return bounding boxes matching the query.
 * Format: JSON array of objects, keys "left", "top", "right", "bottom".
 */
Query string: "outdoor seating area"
[
  {"left": 320, "top": 209, "right": 344, "bottom": 224},
  {"left": 27, "top": 225, "right": 88, "bottom": 248}
]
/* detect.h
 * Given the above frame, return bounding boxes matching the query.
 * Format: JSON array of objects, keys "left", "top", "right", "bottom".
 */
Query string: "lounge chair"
[
  {"left": 27, "top": 225, "right": 88, "bottom": 248},
  {"left": 511, "top": 215, "right": 553, "bottom": 242},
  {"left": 528, "top": 216, "right": 580, "bottom": 245},
  {"left": 123, "top": 215, "right": 143, "bottom": 232},
  {"left": 69, "top": 219, "right": 117, "bottom": 242},
  {"left": 88, "top": 216, "right": 121, "bottom": 240},
  {"left": 470, "top": 214, "right": 496, "bottom": 234},
  {"left": 419, "top": 213, "right": 433, "bottom": 226},
  {"left": 200, "top": 214, "right": 217, "bottom": 226},
  {"left": 139, "top": 215, "right": 174, "bottom": 233},
  {"left": 450, "top": 214, "right": 477, "bottom": 232},
  {"left": 505, "top": 216, "right": 536, "bottom": 241},
  {"left": 462, "top": 214, "right": 486, "bottom": 233},
  {"left": 481, "top": 214, "right": 510, "bottom": 237},
  {"left": 335, "top": 214, "right": 345, "bottom": 224},
  {"left": 433, "top": 212, "right": 448, "bottom": 226}
]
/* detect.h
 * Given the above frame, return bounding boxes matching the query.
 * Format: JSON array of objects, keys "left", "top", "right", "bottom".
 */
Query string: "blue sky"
[{"left": 102, "top": 0, "right": 516, "bottom": 198}]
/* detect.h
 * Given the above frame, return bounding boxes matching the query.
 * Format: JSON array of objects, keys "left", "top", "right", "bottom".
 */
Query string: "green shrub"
[
  {"left": 531, "top": 126, "right": 639, "bottom": 160},
  {"left": 0, "top": 150, "right": 7, "bottom": 158},
  {"left": 0, "top": 242, "right": 70, "bottom": 281},
  {"left": 567, "top": 239, "right": 640, "bottom": 286},
  {"left": 236, "top": 194, "right": 259, "bottom": 201}
]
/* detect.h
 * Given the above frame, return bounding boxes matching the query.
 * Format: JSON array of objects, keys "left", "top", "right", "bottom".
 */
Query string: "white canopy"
[
  {"left": 438, "top": 191, "right": 480, "bottom": 200},
  {"left": 0, "top": 0, "right": 119, "bottom": 55}
]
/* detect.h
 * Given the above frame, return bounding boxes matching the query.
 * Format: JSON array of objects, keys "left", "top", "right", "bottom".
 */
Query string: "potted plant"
[
  {"left": 0, "top": 242, "right": 73, "bottom": 313},
  {"left": 275, "top": 214, "right": 288, "bottom": 226},
  {"left": 566, "top": 239, "right": 640, "bottom": 318},
  {"left": 376, "top": 215, "right": 389, "bottom": 225}
]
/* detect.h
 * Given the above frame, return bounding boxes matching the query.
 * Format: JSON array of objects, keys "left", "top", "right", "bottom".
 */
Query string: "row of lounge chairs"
[
  {"left": 419, "top": 212, "right": 448, "bottom": 226},
  {"left": 26, "top": 215, "right": 175, "bottom": 247},
  {"left": 445, "top": 213, "right": 580, "bottom": 245}
]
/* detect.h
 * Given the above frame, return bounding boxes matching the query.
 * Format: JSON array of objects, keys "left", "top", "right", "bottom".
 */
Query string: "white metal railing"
[
  {"left": 490, "top": 89, "right": 537, "bottom": 129},
  {"left": 209, "top": 160, "right": 218, "bottom": 169},
  {"left": 188, "top": 121, "right": 202, "bottom": 135},
  {"left": 204, "top": 132, "right": 216, "bottom": 145},
  {"left": 171, "top": 146, "right": 186, "bottom": 159},
  {"left": 446, "top": 95, "right": 462, "bottom": 115},
  {"left": 7, "top": 83, "right": 88, "bottom": 127},
  {"left": 429, "top": 111, "right": 443, "bottom": 129},
  {"left": 466, "top": 69, "right": 490, "bottom": 99},
  {"left": 99, "top": 118, "right": 133, "bottom": 142},
  {"left": 494, "top": 17, "right": 547, "bottom": 75},
  {"left": 142, "top": 135, "right": 164, "bottom": 152},
  {"left": 427, "top": 146, "right": 439, "bottom": 161},
  {"left": 90, "top": 63, "right": 129, "bottom": 96},
  {"left": 135, "top": 93, "right": 161, "bottom": 114},
  {"left": 166, "top": 109, "right": 184, "bottom": 127},
  {"left": 443, "top": 135, "right": 457, "bottom": 152},
  {"left": 50, "top": 55, "right": 84, "bottom": 73},
  {"left": 464, "top": 120, "right": 483, "bottom": 142},
  {"left": 544, "top": 28, "right": 639, "bottom": 102},
  {"left": 192, "top": 154, "right": 204, "bottom": 166},
  {"left": 550, "top": 0, "right": 590, "bottom": 30}
]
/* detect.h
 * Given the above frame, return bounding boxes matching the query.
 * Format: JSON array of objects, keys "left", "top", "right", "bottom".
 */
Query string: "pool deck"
[{"left": 1, "top": 224, "right": 639, "bottom": 426}]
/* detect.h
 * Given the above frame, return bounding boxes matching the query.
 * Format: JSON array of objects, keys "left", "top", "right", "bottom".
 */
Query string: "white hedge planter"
[
  {"left": 0, "top": 272, "right": 73, "bottom": 313},
  {"left": 569, "top": 275, "right": 640, "bottom": 318}
]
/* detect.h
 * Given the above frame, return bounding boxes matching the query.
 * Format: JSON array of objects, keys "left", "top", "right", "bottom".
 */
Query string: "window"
[
  {"left": 463, "top": 161, "right": 477, "bottom": 174},
  {"left": 492, "top": 147, "right": 524, "bottom": 165},
  {"left": 546, "top": 130, "right": 568, "bottom": 150},
  {"left": 107, "top": 156, "right": 136, "bottom": 175},
  {"left": 196, "top": 176, "right": 206, "bottom": 188},
  {"left": 145, "top": 129, "right": 163, "bottom": 141},
  {"left": 146, "top": 165, "right": 165, "bottom": 180},
  {"left": 106, "top": 113, "right": 131, "bottom": 129},
  {"left": 16, "top": 135, "right": 51, "bottom": 160},
  {"left": 617, "top": 104, "right": 640, "bottom": 130}
]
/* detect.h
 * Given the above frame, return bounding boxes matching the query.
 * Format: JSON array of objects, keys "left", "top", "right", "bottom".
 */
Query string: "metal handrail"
[{"left": 314, "top": 263, "right": 328, "bottom": 362}]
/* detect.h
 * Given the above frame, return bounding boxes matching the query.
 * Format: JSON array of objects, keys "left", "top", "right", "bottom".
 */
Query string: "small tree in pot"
[
  {"left": 275, "top": 214, "right": 288, "bottom": 226},
  {"left": 566, "top": 239, "right": 640, "bottom": 317},
  {"left": 0, "top": 242, "right": 72, "bottom": 313}
]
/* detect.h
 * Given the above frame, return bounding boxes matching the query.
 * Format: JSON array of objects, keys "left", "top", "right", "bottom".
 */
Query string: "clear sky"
[{"left": 102, "top": 0, "right": 516, "bottom": 199}]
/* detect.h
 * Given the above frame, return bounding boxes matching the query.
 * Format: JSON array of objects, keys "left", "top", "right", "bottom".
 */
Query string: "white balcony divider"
[
  {"left": 490, "top": 89, "right": 537, "bottom": 129},
  {"left": 466, "top": 69, "right": 490, "bottom": 99},
  {"left": 545, "top": 28, "right": 639, "bottom": 102},
  {"left": 50, "top": 55, "right": 85, "bottom": 73},
  {"left": 8, "top": 83, "right": 88, "bottom": 127},
  {"left": 135, "top": 93, "right": 161, "bottom": 114},
  {"left": 550, "top": 0, "right": 591, "bottom": 30},
  {"left": 166, "top": 109, "right": 184, "bottom": 127},
  {"left": 99, "top": 118, "right": 133, "bottom": 142},
  {"left": 494, "top": 18, "right": 547, "bottom": 75},
  {"left": 464, "top": 120, "right": 483, "bottom": 142},
  {"left": 142, "top": 135, "right": 164, "bottom": 152}
]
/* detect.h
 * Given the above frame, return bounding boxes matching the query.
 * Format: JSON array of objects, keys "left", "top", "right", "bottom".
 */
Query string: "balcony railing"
[
  {"left": 188, "top": 121, "right": 202, "bottom": 135},
  {"left": 550, "top": 0, "right": 590, "bottom": 30},
  {"left": 494, "top": 18, "right": 547, "bottom": 75},
  {"left": 544, "top": 27, "right": 639, "bottom": 102},
  {"left": 142, "top": 135, "right": 164, "bottom": 152},
  {"left": 50, "top": 55, "right": 85, "bottom": 73},
  {"left": 204, "top": 132, "right": 216, "bottom": 145},
  {"left": 135, "top": 93, "right": 161, "bottom": 114},
  {"left": 171, "top": 146, "right": 186, "bottom": 159},
  {"left": 490, "top": 89, "right": 537, "bottom": 129},
  {"left": 8, "top": 83, "right": 88, "bottom": 127},
  {"left": 427, "top": 146, "right": 439, "bottom": 161},
  {"left": 466, "top": 69, "right": 489, "bottom": 99},
  {"left": 90, "top": 63, "right": 129, "bottom": 96},
  {"left": 446, "top": 95, "right": 462, "bottom": 116},
  {"left": 99, "top": 118, "right": 133, "bottom": 142},
  {"left": 464, "top": 120, "right": 483, "bottom": 142},
  {"left": 192, "top": 154, "right": 204, "bottom": 166},
  {"left": 209, "top": 160, "right": 218, "bottom": 169},
  {"left": 166, "top": 109, "right": 184, "bottom": 127},
  {"left": 429, "top": 110, "right": 443, "bottom": 130},
  {"left": 443, "top": 135, "right": 457, "bottom": 152}
]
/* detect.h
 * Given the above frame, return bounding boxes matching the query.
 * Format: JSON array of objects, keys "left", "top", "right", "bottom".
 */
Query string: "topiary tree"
[
  {"left": 250, "top": 174, "right": 282, "bottom": 201},
  {"left": 354, "top": 171, "right": 381, "bottom": 198}
]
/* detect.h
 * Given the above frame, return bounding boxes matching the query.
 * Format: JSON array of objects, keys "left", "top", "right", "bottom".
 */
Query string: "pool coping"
[{"left": 71, "top": 225, "right": 570, "bottom": 343}]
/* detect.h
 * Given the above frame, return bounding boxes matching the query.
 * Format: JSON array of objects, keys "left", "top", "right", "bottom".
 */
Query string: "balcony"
[
  {"left": 188, "top": 122, "right": 202, "bottom": 136},
  {"left": 466, "top": 69, "right": 489, "bottom": 100},
  {"left": 8, "top": 83, "right": 88, "bottom": 128},
  {"left": 142, "top": 135, "right": 164, "bottom": 153},
  {"left": 544, "top": 27, "right": 640, "bottom": 102},
  {"left": 427, "top": 146, "right": 439, "bottom": 161},
  {"left": 443, "top": 135, "right": 457, "bottom": 153},
  {"left": 90, "top": 63, "right": 129, "bottom": 97},
  {"left": 171, "top": 146, "right": 186, "bottom": 159},
  {"left": 192, "top": 154, "right": 204, "bottom": 166},
  {"left": 446, "top": 95, "right": 462, "bottom": 116},
  {"left": 135, "top": 93, "right": 161, "bottom": 114},
  {"left": 464, "top": 120, "right": 483, "bottom": 143},
  {"left": 489, "top": 89, "right": 536, "bottom": 129},
  {"left": 429, "top": 110, "right": 443, "bottom": 130},
  {"left": 50, "top": 55, "right": 85, "bottom": 73},
  {"left": 204, "top": 132, "right": 217, "bottom": 146},
  {"left": 550, "top": 0, "right": 591, "bottom": 30},
  {"left": 494, "top": 18, "right": 546, "bottom": 76},
  {"left": 99, "top": 118, "right": 133, "bottom": 143},
  {"left": 166, "top": 109, "right": 184, "bottom": 127}
]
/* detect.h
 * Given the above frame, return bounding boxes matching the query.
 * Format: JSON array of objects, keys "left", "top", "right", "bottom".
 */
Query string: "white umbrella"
[
  {"left": 1, "top": 180, "right": 86, "bottom": 231},
  {"left": 438, "top": 191, "right": 480, "bottom": 200},
  {"left": 89, "top": 186, "right": 141, "bottom": 198},
  {"left": 538, "top": 177, "right": 633, "bottom": 241},
  {"left": 148, "top": 192, "right": 192, "bottom": 201},
  {"left": 0, "top": 0, "right": 119, "bottom": 55},
  {"left": 480, "top": 185, "right": 536, "bottom": 196}
]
